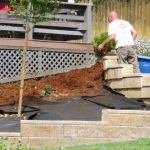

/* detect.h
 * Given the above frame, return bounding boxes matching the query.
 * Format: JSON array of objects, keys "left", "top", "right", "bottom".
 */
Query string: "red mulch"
[{"left": 0, "top": 62, "right": 104, "bottom": 104}]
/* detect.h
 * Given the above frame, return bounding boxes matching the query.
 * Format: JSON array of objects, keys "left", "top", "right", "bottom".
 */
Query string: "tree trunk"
[{"left": 18, "top": 22, "right": 29, "bottom": 117}]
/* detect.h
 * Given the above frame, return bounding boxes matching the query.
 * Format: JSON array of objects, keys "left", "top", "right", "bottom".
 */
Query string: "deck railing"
[{"left": 0, "top": 0, "right": 92, "bottom": 43}]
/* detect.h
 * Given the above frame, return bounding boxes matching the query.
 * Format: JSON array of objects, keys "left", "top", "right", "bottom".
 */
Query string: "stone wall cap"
[
  {"left": 21, "top": 120, "right": 104, "bottom": 125},
  {"left": 102, "top": 109, "right": 150, "bottom": 115},
  {"left": 105, "top": 64, "right": 133, "bottom": 69},
  {"left": 0, "top": 132, "right": 20, "bottom": 137},
  {"left": 103, "top": 56, "right": 118, "bottom": 60}
]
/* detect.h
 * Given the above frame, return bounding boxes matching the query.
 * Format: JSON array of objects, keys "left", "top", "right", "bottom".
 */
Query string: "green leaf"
[{"left": 9, "top": 0, "right": 60, "bottom": 22}]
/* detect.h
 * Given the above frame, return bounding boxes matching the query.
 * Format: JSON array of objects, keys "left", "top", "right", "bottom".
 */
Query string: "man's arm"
[
  {"left": 129, "top": 23, "right": 137, "bottom": 40},
  {"left": 131, "top": 28, "right": 137, "bottom": 40},
  {"left": 97, "top": 34, "right": 115, "bottom": 51}
]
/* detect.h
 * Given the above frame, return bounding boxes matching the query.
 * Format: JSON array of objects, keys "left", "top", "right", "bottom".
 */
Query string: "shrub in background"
[{"left": 134, "top": 38, "right": 150, "bottom": 56}]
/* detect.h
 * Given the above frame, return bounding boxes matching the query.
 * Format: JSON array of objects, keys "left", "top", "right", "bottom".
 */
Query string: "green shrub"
[{"left": 94, "top": 32, "right": 116, "bottom": 52}]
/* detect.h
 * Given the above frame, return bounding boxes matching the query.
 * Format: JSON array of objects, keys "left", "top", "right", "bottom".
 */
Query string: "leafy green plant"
[
  {"left": 0, "top": 139, "right": 7, "bottom": 150},
  {"left": 41, "top": 86, "right": 55, "bottom": 96},
  {"left": 10, "top": 0, "right": 59, "bottom": 22},
  {"left": 94, "top": 32, "right": 116, "bottom": 51}
]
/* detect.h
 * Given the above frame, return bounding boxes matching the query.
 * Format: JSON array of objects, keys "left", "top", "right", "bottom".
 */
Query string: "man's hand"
[
  {"left": 96, "top": 34, "right": 115, "bottom": 51},
  {"left": 97, "top": 43, "right": 105, "bottom": 51}
]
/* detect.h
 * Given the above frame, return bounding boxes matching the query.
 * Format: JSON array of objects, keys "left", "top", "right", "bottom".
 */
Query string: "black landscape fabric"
[{"left": 0, "top": 88, "right": 150, "bottom": 132}]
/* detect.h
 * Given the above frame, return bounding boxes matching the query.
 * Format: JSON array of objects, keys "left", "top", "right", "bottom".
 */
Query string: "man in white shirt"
[{"left": 97, "top": 11, "right": 140, "bottom": 73}]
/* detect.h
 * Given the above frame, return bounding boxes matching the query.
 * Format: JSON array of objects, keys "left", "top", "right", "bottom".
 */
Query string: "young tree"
[{"left": 9, "top": 0, "right": 60, "bottom": 116}]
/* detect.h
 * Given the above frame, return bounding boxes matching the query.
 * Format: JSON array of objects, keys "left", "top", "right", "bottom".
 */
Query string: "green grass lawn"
[
  {"left": 66, "top": 139, "right": 150, "bottom": 150},
  {"left": 1, "top": 138, "right": 150, "bottom": 150}
]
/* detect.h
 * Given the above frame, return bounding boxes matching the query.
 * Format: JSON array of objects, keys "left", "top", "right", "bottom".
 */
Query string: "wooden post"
[
  {"left": 18, "top": 22, "right": 29, "bottom": 116},
  {"left": 83, "top": 0, "right": 92, "bottom": 43}
]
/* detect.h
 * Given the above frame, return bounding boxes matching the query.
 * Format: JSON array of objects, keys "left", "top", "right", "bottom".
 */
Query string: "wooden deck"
[{"left": 0, "top": 38, "right": 94, "bottom": 52}]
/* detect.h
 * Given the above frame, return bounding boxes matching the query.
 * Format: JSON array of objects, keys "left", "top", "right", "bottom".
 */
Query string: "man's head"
[{"left": 108, "top": 11, "right": 118, "bottom": 22}]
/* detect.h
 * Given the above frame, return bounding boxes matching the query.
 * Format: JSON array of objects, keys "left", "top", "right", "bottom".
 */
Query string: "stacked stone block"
[{"left": 103, "top": 56, "right": 150, "bottom": 98}]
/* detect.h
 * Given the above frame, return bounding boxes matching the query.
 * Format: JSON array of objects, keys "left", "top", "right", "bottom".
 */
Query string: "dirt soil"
[{"left": 0, "top": 63, "right": 104, "bottom": 105}]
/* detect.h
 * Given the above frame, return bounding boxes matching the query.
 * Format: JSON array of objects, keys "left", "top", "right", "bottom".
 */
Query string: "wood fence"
[{"left": 82, "top": 0, "right": 150, "bottom": 40}]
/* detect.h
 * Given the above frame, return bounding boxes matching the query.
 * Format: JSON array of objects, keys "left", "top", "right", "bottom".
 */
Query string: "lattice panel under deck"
[
  {"left": 0, "top": 48, "right": 96, "bottom": 83},
  {"left": 0, "top": 49, "right": 22, "bottom": 79}
]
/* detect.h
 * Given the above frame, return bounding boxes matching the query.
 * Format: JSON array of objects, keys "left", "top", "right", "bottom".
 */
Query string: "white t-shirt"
[{"left": 108, "top": 19, "right": 134, "bottom": 48}]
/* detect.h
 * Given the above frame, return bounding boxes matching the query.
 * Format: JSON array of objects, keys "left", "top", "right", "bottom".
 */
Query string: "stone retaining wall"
[{"left": 20, "top": 109, "right": 150, "bottom": 147}]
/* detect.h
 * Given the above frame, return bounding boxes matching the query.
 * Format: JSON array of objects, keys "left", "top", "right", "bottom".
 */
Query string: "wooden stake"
[{"left": 18, "top": 22, "right": 29, "bottom": 116}]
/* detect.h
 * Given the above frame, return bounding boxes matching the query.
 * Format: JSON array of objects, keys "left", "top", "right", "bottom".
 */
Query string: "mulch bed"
[{"left": 0, "top": 62, "right": 104, "bottom": 105}]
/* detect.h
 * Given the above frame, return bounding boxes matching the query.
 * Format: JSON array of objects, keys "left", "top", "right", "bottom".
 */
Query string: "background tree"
[{"left": 9, "top": 0, "right": 60, "bottom": 116}]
